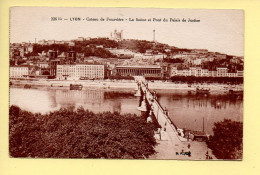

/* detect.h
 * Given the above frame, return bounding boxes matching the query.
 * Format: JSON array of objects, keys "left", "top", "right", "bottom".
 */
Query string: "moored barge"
[{"left": 70, "top": 84, "right": 83, "bottom": 90}]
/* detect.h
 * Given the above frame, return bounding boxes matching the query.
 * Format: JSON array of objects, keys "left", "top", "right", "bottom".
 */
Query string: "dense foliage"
[
  {"left": 163, "top": 58, "right": 184, "bottom": 64},
  {"left": 202, "top": 58, "right": 243, "bottom": 72},
  {"left": 207, "top": 119, "right": 243, "bottom": 160},
  {"left": 75, "top": 38, "right": 119, "bottom": 48},
  {"left": 170, "top": 76, "right": 243, "bottom": 84},
  {"left": 31, "top": 43, "right": 117, "bottom": 59},
  {"left": 9, "top": 106, "right": 157, "bottom": 159},
  {"left": 118, "top": 39, "right": 175, "bottom": 54}
]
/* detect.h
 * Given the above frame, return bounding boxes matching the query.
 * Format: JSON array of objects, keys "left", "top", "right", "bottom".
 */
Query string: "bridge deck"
[{"left": 134, "top": 76, "right": 215, "bottom": 160}]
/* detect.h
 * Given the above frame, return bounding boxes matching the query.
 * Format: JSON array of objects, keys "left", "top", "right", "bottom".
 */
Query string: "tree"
[
  {"left": 9, "top": 106, "right": 157, "bottom": 159},
  {"left": 207, "top": 119, "right": 243, "bottom": 159}
]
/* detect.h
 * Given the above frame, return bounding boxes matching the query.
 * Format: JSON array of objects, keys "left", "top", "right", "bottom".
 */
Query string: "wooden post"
[{"left": 203, "top": 117, "right": 204, "bottom": 134}]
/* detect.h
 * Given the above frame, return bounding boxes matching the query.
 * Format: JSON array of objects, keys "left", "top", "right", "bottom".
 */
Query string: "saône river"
[{"left": 10, "top": 87, "right": 243, "bottom": 135}]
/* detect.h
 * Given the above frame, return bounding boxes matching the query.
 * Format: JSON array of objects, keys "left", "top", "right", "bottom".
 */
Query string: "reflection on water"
[
  {"left": 10, "top": 87, "right": 140, "bottom": 115},
  {"left": 156, "top": 90, "right": 243, "bottom": 134},
  {"left": 10, "top": 87, "right": 243, "bottom": 135}
]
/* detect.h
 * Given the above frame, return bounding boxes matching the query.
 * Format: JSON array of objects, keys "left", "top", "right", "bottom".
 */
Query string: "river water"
[{"left": 10, "top": 87, "right": 243, "bottom": 135}]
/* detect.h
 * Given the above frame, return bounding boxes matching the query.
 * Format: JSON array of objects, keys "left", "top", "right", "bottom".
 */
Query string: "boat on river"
[
  {"left": 70, "top": 84, "right": 83, "bottom": 90},
  {"left": 24, "top": 84, "right": 31, "bottom": 89},
  {"left": 196, "top": 87, "right": 210, "bottom": 94},
  {"left": 229, "top": 89, "right": 243, "bottom": 96}
]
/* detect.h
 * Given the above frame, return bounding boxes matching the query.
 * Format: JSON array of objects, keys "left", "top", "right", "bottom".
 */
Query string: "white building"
[
  {"left": 26, "top": 45, "right": 33, "bottom": 53},
  {"left": 110, "top": 29, "right": 123, "bottom": 41},
  {"left": 177, "top": 70, "right": 183, "bottom": 76},
  {"left": 237, "top": 70, "right": 243, "bottom": 77},
  {"left": 77, "top": 37, "right": 85, "bottom": 41},
  {"left": 227, "top": 73, "right": 237, "bottom": 77},
  {"left": 196, "top": 68, "right": 202, "bottom": 77},
  {"left": 193, "top": 59, "right": 202, "bottom": 65},
  {"left": 10, "top": 66, "right": 29, "bottom": 78},
  {"left": 39, "top": 62, "right": 49, "bottom": 69},
  {"left": 170, "top": 67, "right": 241, "bottom": 78},
  {"left": 172, "top": 53, "right": 197, "bottom": 59},
  {"left": 170, "top": 67, "right": 178, "bottom": 77},
  {"left": 56, "top": 64, "right": 105, "bottom": 80},
  {"left": 55, "top": 41, "right": 65, "bottom": 44},
  {"left": 47, "top": 40, "right": 55, "bottom": 45},
  {"left": 182, "top": 69, "right": 191, "bottom": 76},
  {"left": 190, "top": 67, "right": 197, "bottom": 76},
  {"left": 217, "top": 68, "right": 228, "bottom": 77},
  {"left": 201, "top": 69, "right": 209, "bottom": 77},
  {"left": 38, "top": 40, "right": 46, "bottom": 45}
]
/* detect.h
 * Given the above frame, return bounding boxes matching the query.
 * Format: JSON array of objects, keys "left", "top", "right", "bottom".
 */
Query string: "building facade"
[
  {"left": 115, "top": 65, "right": 162, "bottom": 78},
  {"left": 237, "top": 71, "right": 244, "bottom": 77},
  {"left": 56, "top": 64, "right": 105, "bottom": 80},
  {"left": 169, "top": 67, "right": 242, "bottom": 78},
  {"left": 50, "top": 60, "right": 60, "bottom": 77},
  {"left": 217, "top": 68, "right": 228, "bottom": 77},
  {"left": 110, "top": 30, "right": 123, "bottom": 41},
  {"left": 10, "top": 66, "right": 29, "bottom": 78}
]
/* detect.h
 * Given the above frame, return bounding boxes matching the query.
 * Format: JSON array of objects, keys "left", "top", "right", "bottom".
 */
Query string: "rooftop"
[{"left": 116, "top": 65, "right": 161, "bottom": 68}]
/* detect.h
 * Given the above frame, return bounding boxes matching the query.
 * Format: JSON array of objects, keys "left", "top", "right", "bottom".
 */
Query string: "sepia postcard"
[{"left": 9, "top": 7, "right": 244, "bottom": 160}]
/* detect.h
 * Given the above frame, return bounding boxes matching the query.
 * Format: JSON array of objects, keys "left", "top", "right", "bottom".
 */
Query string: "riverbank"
[{"left": 10, "top": 79, "right": 243, "bottom": 93}]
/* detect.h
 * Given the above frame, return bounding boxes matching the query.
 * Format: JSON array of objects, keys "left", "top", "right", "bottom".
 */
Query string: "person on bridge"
[
  {"left": 153, "top": 91, "right": 157, "bottom": 100},
  {"left": 164, "top": 107, "right": 169, "bottom": 116}
]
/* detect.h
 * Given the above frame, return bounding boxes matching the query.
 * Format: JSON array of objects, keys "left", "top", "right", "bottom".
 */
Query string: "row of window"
[{"left": 10, "top": 67, "right": 28, "bottom": 70}]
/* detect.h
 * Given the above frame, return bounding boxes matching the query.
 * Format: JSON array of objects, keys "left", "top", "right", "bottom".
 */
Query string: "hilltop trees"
[{"left": 75, "top": 38, "right": 119, "bottom": 48}]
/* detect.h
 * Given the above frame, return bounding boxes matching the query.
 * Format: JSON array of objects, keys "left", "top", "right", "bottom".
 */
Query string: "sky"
[{"left": 10, "top": 7, "right": 244, "bottom": 56}]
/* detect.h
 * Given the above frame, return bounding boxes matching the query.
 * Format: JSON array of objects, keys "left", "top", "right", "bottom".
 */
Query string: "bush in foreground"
[
  {"left": 9, "top": 106, "right": 157, "bottom": 159},
  {"left": 207, "top": 119, "right": 243, "bottom": 160}
]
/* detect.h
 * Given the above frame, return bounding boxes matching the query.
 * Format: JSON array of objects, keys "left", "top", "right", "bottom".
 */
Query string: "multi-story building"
[
  {"left": 50, "top": 60, "right": 60, "bottom": 77},
  {"left": 177, "top": 70, "right": 183, "bottom": 76},
  {"left": 10, "top": 66, "right": 29, "bottom": 78},
  {"left": 19, "top": 48, "right": 25, "bottom": 57},
  {"left": 193, "top": 59, "right": 202, "bottom": 65},
  {"left": 217, "top": 68, "right": 228, "bottom": 77},
  {"left": 190, "top": 67, "right": 196, "bottom": 76},
  {"left": 170, "top": 67, "right": 178, "bottom": 77},
  {"left": 110, "top": 29, "right": 123, "bottom": 41},
  {"left": 208, "top": 70, "right": 217, "bottom": 77},
  {"left": 48, "top": 50, "right": 58, "bottom": 60},
  {"left": 182, "top": 69, "right": 191, "bottom": 76},
  {"left": 67, "top": 51, "right": 77, "bottom": 63},
  {"left": 237, "top": 70, "right": 243, "bottom": 77},
  {"left": 56, "top": 64, "right": 105, "bottom": 80},
  {"left": 201, "top": 69, "right": 209, "bottom": 77},
  {"left": 163, "top": 66, "right": 243, "bottom": 78},
  {"left": 227, "top": 73, "right": 237, "bottom": 77},
  {"left": 25, "top": 45, "right": 33, "bottom": 53},
  {"left": 196, "top": 68, "right": 202, "bottom": 77},
  {"left": 39, "top": 62, "right": 49, "bottom": 69},
  {"left": 115, "top": 65, "right": 162, "bottom": 78}
]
